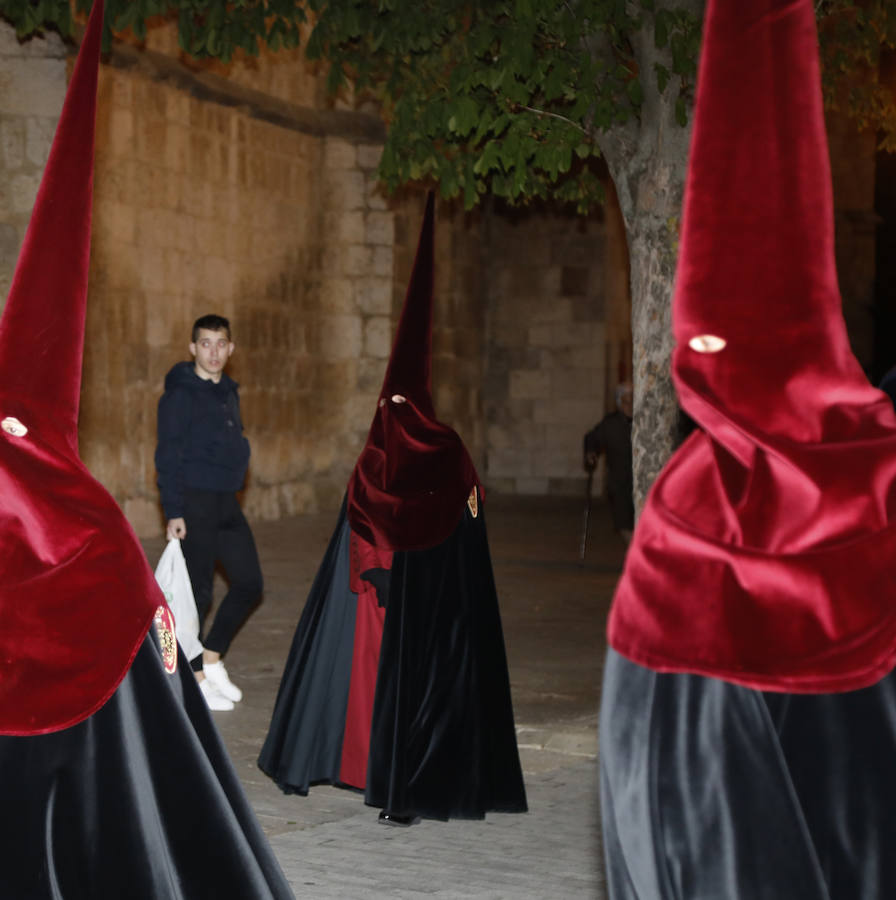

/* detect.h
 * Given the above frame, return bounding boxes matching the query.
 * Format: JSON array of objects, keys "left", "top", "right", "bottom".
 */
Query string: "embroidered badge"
[
  {"left": 154, "top": 605, "right": 178, "bottom": 674},
  {"left": 467, "top": 486, "right": 479, "bottom": 518}
]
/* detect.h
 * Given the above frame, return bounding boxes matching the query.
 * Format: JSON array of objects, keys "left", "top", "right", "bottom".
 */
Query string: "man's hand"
[{"left": 166, "top": 517, "right": 187, "bottom": 540}]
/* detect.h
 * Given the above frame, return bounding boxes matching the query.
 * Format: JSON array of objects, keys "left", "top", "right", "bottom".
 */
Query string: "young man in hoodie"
[{"left": 156, "top": 314, "right": 262, "bottom": 710}]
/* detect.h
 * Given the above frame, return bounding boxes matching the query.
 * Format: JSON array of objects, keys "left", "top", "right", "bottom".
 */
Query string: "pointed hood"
[
  {"left": 346, "top": 194, "right": 481, "bottom": 551},
  {"left": 607, "top": 0, "right": 896, "bottom": 692},
  {"left": 0, "top": 3, "right": 98, "bottom": 453},
  {"left": 0, "top": 0, "right": 164, "bottom": 735},
  {"left": 380, "top": 192, "right": 437, "bottom": 416}
]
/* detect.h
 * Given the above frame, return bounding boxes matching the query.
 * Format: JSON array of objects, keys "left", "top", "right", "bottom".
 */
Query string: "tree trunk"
[{"left": 598, "top": 3, "right": 700, "bottom": 514}]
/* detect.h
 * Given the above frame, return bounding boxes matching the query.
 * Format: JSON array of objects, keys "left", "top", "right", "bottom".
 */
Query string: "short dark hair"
[{"left": 192, "top": 314, "right": 231, "bottom": 342}]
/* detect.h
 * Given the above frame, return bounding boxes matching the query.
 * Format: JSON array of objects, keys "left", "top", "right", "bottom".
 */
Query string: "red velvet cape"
[
  {"left": 0, "top": 0, "right": 163, "bottom": 735},
  {"left": 347, "top": 193, "right": 481, "bottom": 552},
  {"left": 607, "top": 0, "right": 896, "bottom": 692}
]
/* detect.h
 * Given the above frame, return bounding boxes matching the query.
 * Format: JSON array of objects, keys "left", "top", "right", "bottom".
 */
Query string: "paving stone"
[{"left": 143, "top": 495, "right": 620, "bottom": 898}]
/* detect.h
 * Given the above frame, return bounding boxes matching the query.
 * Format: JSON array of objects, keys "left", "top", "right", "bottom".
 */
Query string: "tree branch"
[{"left": 519, "top": 105, "right": 589, "bottom": 135}]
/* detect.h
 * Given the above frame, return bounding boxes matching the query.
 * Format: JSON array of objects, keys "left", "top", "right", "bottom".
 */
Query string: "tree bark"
[{"left": 598, "top": 2, "right": 700, "bottom": 514}]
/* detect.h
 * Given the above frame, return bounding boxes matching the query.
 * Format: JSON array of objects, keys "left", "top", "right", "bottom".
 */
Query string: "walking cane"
[{"left": 580, "top": 461, "right": 595, "bottom": 563}]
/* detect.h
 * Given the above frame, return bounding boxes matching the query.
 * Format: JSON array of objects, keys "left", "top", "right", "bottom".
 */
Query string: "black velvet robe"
[
  {"left": 259, "top": 497, "right": 527, "bottom": 820},
  {"left": 600, "top": 648, "right": 896, "bottom": 899},
  {"left": 0, "top": 628, "right": 294, "bottom": 900},
  {"left": 365, "top": 498, "right": 527, "bottom": 819},
  {"left": 258, "top": 504, "right": 359, "bottom": 794}
]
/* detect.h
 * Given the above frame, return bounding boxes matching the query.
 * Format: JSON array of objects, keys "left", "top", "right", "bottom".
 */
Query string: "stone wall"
[
  {"left": 3, "top": 15, "right": 878, "bottom": 534},
  {"left": 84, "top": 57, "right": 327, "bottom": 533},
  {"left": 0, "top": 18, "right": 498, "bottom": 537},
  {"left": 81, "top": 38, "right": 404, "bottom": 534},
  {"left": 483, "top": 191, "right": 630, "bottom": 496},
  {"left": 351, "top": 191, "right": 489, "bottom": 471},
  {"left": 431, "top": 203, "right": 489, "bottom": 470},
  {"left": 0, "top": 14, "right": 634, "bottom": 528},
  {"left": 0, "top": 24, "right": 492, "bottom": 539},
  {"left": 282, "top": 136, "right": 399, "bottom": 515},
  {"left": 0, "top": 25, "right": 66, "bottom": 303}
]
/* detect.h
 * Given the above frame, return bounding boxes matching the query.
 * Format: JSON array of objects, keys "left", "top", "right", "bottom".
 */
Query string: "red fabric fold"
[
  {"left": 0, "top": 0, "right": 162, "bottom": 735},
  {"left": 339, "top": 597, "right": 385, "bottom": 789},
  {"left": 607, "top": 0, "right": 896, "bottom": 692},
  {"left": 347, "top": 194, "right": 480, "bottom": 552}
]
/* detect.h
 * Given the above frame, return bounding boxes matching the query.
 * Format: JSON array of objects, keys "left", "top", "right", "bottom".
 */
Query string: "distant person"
[
  {"left": 584, "top": 382, "right": 634, "bottom": 542},
  {"left": 155, "top": 314, "right": 262, "bottom": 710}
]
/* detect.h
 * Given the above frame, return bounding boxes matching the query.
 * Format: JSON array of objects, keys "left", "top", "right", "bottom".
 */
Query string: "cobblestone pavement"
[{"left": 143, "top": 494, "right": 623, "bottom": 899}]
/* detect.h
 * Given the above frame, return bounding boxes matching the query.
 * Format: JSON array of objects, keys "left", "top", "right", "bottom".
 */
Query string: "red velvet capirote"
[
  {"left": 346, "top": 194, "right": 481, "bottom": 552},
  {"left": 607, "top": 0, "right": 896, "bottom": 693},
  {"left": 0, "top": 0, "right": 164, "bottom": 736}
]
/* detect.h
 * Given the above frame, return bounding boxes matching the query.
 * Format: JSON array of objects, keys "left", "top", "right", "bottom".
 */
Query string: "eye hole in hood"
[
  {"left": 688, "top": 334, "right": 726, "bottom": 354},
  {"left": 1, "top": 417, "right": 27, "bottom": 437}
]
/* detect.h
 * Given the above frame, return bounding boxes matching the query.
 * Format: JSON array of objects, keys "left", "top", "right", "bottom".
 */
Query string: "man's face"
[{"left": 190, "top": 328, "right": 233, "bottom": 382}]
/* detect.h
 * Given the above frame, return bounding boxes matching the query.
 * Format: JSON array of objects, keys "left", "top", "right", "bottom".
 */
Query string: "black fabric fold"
[
  {"left": 0, "top": 630, "right": 293, "bottom": 900},
  {"left": 258, "top": 501, "right": 356, "bottom": 794},
  {"left": 365, "top": 501, "right": 527, "bottom": 819},
  {"left": 259, "top": 496, "right": 526, "bottom": 821},
  {"left": 600, "top": 648, "right": 896, "bottom": 899}
]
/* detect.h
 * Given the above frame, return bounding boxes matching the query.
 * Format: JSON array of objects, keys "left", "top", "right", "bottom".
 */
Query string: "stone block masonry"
[
  {"left": 483, "top": 201, "right": 630, "bottom": 497},
  {"left": 79, "top": 30, "right": 399, "bottom": 536},
  {"left": 0, "top": 19, "right": 881, "bottom": 540},
  {"left": 0, "top": 24, "right": 66, "bottom": 304},
  {"left": 0, "top": 18, "right": 626, "bottom": 535}
]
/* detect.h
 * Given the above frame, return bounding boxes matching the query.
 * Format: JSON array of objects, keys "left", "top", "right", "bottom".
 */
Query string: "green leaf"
[
  {"left": 326, "top": 64, "right": 347, "bottom": 94},
  {"left": 283, "top": 24, "right": 300, "bottom": 50},
  {"left": 473, "top": 140, "right": 502, "bottom": 175},
  {"left": 449, "top": 95, "right": 480, "bottom": 137},
  {"left": 654, "top": 62, "right": 670, "bottom": 94},
  {"left": 20, "top": 2, "right": 37, "bottom": 34},
  {"left": 113, "top": 0, "right": 138, "bottom": 32},
  {"left": 627, "top": 78, "right": 644, "bottom": 106},
  {"left": 306, "top": 26, "right": 322, "bottom": 59},
  {"left": 491, "top": 112, "right": 512, "bottom": 138},
  {"left": 54, "top": 2, "right": 72, "bottom": 35},
  {"left": 463, "top": 159, "right": 478, "bottom": 209},
  {"left": 489, "top": 66, "right": 507, "bottom": 91},
  {"left": 557, "top": 143, "right": 572, "bottom": 174}
]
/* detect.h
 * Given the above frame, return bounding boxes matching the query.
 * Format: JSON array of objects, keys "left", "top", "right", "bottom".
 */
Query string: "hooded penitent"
[
  {"left": 346, "top": 192, "right": 481, "bottom": 553},
  {"left": 0, "top": 0, "right": 163, "bottom": 735},
  {"left": 344, "top": 191, "right": 485, "bottom": 790},
  {"left": 260, "top": 196, "right": 526, "bottom": 819},
  {"left": 607, "top": 0, "right": 896, "bottom": 693}
]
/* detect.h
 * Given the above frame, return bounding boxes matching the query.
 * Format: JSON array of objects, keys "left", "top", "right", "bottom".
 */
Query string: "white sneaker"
[
  {"left": 203, "top": 660, "right": 243, "bottom": 703},
  {"left": 199, "top": 677, "right": 234, "bottom": 711}
]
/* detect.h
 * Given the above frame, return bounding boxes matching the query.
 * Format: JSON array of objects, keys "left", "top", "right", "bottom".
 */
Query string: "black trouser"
[{"left": 181, "top": 488, "right": 263, "bottom": 670}]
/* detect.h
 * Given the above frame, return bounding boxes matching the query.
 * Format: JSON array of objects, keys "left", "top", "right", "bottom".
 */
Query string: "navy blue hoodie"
[{"left": 155, "top": 361, "right": 251, "bottom": 520}]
